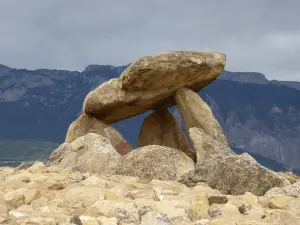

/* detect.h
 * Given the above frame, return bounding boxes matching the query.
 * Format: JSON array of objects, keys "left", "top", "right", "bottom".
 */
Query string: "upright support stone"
[
  {"left": 175, "top": 87, "right": 228, "bottom": 146},
  {"left": 65, "top": 113, "right": 132, "bottom": 155},
  {"left": 138, "top": 109, "right": 195, "bottom": 161}
]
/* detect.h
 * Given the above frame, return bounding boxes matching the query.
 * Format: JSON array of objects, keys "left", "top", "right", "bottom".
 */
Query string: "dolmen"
[{"left": 48, "top": 50, "right": 288, "bottom": 197}]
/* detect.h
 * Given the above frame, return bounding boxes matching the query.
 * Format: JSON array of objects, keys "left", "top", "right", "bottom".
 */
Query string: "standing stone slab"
[
  {"left": 65, "top": 113, "right": 132, "bottom": 155},
  {"left": 138, "top": 109, "right": 195, "bottom": 161},
  {"left": 175, "top": 87, "right": 228, "bottom": 145},
  {"left": 83, "top": 51, "right": 226, "bottom": 124}
]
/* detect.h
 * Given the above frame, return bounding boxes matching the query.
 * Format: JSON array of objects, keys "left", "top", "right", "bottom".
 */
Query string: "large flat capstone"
[{"left": 83, "top": 51, "right": 226, "bottom": 123}]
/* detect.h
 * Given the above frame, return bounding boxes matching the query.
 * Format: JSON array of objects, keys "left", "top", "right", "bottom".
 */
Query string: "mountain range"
[{"left": 0, "top": 63, "right": 300, "bottom": 174}]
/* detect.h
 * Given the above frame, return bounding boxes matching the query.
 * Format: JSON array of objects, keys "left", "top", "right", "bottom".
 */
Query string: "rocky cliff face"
[{"left": 0, "top": 64, "right": 300, "bottom": 173}]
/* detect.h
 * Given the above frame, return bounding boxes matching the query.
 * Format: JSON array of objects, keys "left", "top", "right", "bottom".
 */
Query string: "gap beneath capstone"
[{"left": 111, "top": 105, "right": 193, "bottom": 149}]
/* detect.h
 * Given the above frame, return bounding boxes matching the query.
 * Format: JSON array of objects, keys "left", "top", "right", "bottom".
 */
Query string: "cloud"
[{"left": 0, "top": 0, "right": 299, "bottom": 81}]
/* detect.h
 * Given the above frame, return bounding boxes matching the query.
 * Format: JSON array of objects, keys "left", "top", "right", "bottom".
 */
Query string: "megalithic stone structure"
[{"left": 83, "top": 51, "right": 226, "bottom": 124}]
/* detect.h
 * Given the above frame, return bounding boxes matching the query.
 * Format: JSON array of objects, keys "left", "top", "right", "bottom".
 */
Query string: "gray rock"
[
  {"left": 65, "top": 113, "right": 132, "bottom": 155},
  {"left": 48, "top": 133, "right": 121, "bottom": 175},
  {"left": 283, "top": 181, "right": 300, "bottom": 197},
  {"left": 116, "top": 145, "right": 195, "bottom": 182},
  {"left": 178, "top": 153, "right": 285, "bottom": 196},
  {"left": 70, "top": 215, "right": 82, "bottom": 225},
  {"left": 119, "top": 51, "right": 225, "bottom": 92}
]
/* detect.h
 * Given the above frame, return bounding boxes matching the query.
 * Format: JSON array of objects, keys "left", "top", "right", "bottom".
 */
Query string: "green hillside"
[{"left": 0, "top": 139, "right": 59, "bottom": 167}]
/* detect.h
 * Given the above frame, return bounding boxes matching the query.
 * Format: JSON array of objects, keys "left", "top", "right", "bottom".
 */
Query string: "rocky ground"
[{"left": 0, "top": 162, "right": 300, "bottom": 225}]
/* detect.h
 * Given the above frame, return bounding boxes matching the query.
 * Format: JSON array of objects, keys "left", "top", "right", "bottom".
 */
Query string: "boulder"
[
  {"left": 265, "top": 180, "right": 300, "bottom": 199},
  {"left": 65, "top": 113, "right": 132, "bottom": 155},
  {"left": 138, "top": 109, "right": 195, "bottom": 161},
  {"left": 268, "top": 196, "right": 295, "bottom": 209},
  {"left": 3, "top": 188, "right": 27, "bottom": 209},
  {"left": 48, "top": 133, "right": 121, "bottom": 175},
  {"left": 283, "top": 180, "right": 300, "bottom": 197},
  {"left": 63, "top": 186, "right": 105, "bottom": 207},
  {"left": 86, "top": 199, "right": 139, "bottom": 224},
  {"left": 278, "top": 172, "right": 299, "bottom": 184},
  {"left": 116, "top": 145, "right": 195, "bottom": 182},
  {"left": 83, "top": 51, "right": 226, "bottom": 123},
  {"left": 189, "top": 127, "right": 234, "bottom": 163},
  {"left": 119, "top": 51, "right": 226, "bottom": 92},
  {"left": 178, "top": 153, "right": 285, "bottom": 196},
  {"left": 175, "top": 87, "right": 228, "bottom": 145},
  {"left": 264, "top": 187, "right": 287, "bottom": 198}
]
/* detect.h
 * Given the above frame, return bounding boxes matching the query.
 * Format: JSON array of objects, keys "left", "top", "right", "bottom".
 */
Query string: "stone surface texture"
[
  {"left": 83, "top": 51, "right": 226, "bottom": 123},
  {"left": 65, "top": 113, "right": 132, "bottom": 155},
  {"left": 175, "top": 87, "right": 228, "bottom": 145},
  {"left": 138, "top": 109, "right": 195, "bottom": 161},
  {"left": 178, "top": 153, "right": 285, "bottom": 196},
  {"left": 189, "top": 127, "right": 234, "bottom": 163},
  {"left": 48, "top": 133, "right": 121, "bottom": 175},
  {"left": 116, "top": 145, "right": 195, "bottom": 182},
  {"left": 0, "top": 162, "right": 299, "bottom": 225}
]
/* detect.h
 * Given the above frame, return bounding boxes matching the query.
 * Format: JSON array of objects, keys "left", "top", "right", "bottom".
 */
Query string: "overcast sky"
[{"left": 0, "top": 1, "right": 299, "bottom": 81}]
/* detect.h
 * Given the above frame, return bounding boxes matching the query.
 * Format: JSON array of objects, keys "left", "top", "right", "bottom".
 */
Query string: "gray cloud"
[{"left": 0, "top": 0, "right": 299, "bottom": 80}]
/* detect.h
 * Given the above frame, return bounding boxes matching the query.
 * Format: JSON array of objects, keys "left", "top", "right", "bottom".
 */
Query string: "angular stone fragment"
[
  {"left": 140, "top": 212, "right": 172, "bottom": 225},
  {"left": 48, "top": 133, "right": 121, "bottom": 175},
  {"left": 116, "top": 145, "right": 195, "bottom": 182},
  {"left": 278, "top": 172, "right": 299, "bottom": 184},
  {"left": 268, "top": 196, "right": 295, "bottom": 209},
  {"left": 23, "top": 189, "right": 40, "bottom": 205},
  {"left": 283, "top": 180, "right": 300, "bottom": 197},
  {"left": 208, "top": 202, "right": 240, "bottom": 219},
  {"left": 83, "top": 51, "right": 226, "bottom": 123},
  {"left": 264, "top": 187, "right": 287, "bottom": 198},
  {"left": 65, "top": 113, "right": 132, "bottom": 155},
  {"left": 266, "top": 180, "right": 300, "bottom": 199},
  {"left": 138, "top": 109, "right": 195, "bottom": 161},
  {"left": 63, "top": 186, "right": 105, "bottom": 207},
  {"left": 125, "top": 189, "right": 156, "bottom": 200},
  {"left": 178, "top": 153, "right": 285, "bottom": 196},
  {"left": 9, "top": 205, "right": 33, "bottom": 225},
  {"left": 86, "top": 199, "right": 139, "bottom": 224},
  {"left": 3, "top": 188, "right": 26, "bottom": 209},
  {"left": 208, "top": 195, "right": 228, "bottom": 205},
  {"left": 189, "top": 127, "right": 234, "bottom": 163}
]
